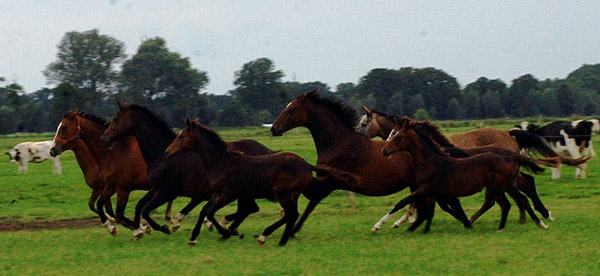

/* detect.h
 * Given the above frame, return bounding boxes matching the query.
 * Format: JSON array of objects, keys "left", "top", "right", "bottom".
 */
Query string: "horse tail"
[
  {"left": 509, "top": 129, "right": 558, "bottom": 157},
  {"left": 557, "top": 156, "right": 591, "bottom": 167},
  {"left": 531, "top": 157, "right": 561, "bottom": 168},
  {"left": 308, "top": 165, "right": 360, "bottom": 192},
  {"left": 506, "top": 155, "right": 545, "bottom": 174}
]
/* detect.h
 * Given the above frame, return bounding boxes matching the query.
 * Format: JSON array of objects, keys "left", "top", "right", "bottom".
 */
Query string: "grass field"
[{"left": 1, "top": 125, "right": 599, "bottom": 275}]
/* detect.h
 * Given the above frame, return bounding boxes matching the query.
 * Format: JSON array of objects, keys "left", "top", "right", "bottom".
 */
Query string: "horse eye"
[{"left": 287, "top": 108, "right": 297, "bottom": 114}]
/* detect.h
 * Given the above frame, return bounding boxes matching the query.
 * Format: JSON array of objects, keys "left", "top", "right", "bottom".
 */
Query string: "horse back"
[{"left": 449, "top": 128, "right": 519, "bottom": 152}]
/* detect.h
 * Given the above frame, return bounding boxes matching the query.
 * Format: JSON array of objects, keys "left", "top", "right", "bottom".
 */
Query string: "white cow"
[{"left": 6, "top": 141, "right": 62, "bottom": 174}]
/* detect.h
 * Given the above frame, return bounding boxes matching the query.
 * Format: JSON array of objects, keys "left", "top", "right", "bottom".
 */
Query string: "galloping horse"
[
  {"left": 165, "top": 119, "right": 358, "bottom": 246},
  {"left": 356, "top": 107, "right": 586, "bottom": 223},
  {"left": 270, "top": 90, "right": 472, "bottom": 234},
  {"left": 100, "top": 103, "right": 275, "bottom": 238},
  {"left": 380, "top": 119, "right": 549, "bottom": 231},
  {"left": 49, "top": 133, "right": 117, "bottom": 222},
  {"left": 49, "top": 111, "right": 158, "bottom": 235}
]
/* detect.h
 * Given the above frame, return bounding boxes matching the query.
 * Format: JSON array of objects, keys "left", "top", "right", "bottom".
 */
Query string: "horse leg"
[
  {"left": 495, "top": 193, "right": 511, "bottom": 231},
  {"left": 227, "top": 199, "right": 260, "bottom": 236},
  {"left": 507, "top": 187, "right": 549, "bottom": 230},
  {"left": 277, "top": 197, "right": 300, "bottom": 246},
  {"left": 88, "top": 189, "right": 101, "bottom": 215},
  {"left": 114, "top": 188, "right": 139, "bottom": 230},
  {"left": 104, "top": 197, "right": 117, "bottom": 223},
  {"left": 407, "top": 198, "right": 433, "bottom": 232},
  {"left": 171, "top": 198, "right": 204, "bottom": 233},
  {"left": 132, "top": 191, "right": 156, "bottom": 239},
  {"left": 189, "top": 201, "right": 212, "bottom": 245},
  {"left": 164, "top": 200, "right": 173, "bottom": 222},
  {"left": 517, "top": 173, "right": 552, "bottom": 220},
  {"left": 203, "top": 195, "right": 237, "bottom": 240},
  {"left": 422, "top": 198, "right": 436, "bottom": 233},
  {"left": 469, "top": 190, "right": 495, "bottom": 223},
  {"left": 438, "top": 197, "right": 472, "bottom": 228},
  {"left": 390, "top": 203, "right": 416, "bottom": 229},
  {"left": 140, "top": 192, "right": 177, "bottom": 236},
  {"left": 96, "top": 186, "right": 117, "bottom": 236},
  {"left": 551, "top": 167, "right": 561, "bottom": 179},
  {"left": 374, "top": 189, "right": 426, "bottom": 231},
  {"left": 293, "top": 198, "right": 322, "bottom": 234}
]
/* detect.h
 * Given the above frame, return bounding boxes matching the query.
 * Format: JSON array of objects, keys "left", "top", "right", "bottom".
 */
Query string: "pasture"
[{"left": 1, "top": 125, "right": 599, "bottom": 275}]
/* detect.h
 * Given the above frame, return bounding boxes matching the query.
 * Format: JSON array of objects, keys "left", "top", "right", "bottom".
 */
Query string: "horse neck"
[
  {"left": 192, "top": 137, "right": 232, "bottom": 173},
  {"left": 305, "top": 106, "right": 365, "bottom": 155},
  {"left": 131, "top": 116, "right": 176, "bottom": 166},
  {"left": 77, "top": 118, "right": 112, "bottom": 164},
  {"left": 377, "top": 118, "right": 397, "bottom": 139},
  {"left": 402, "top": 135, "right": 442, "bottom": 166},
  {"left": 70, "top": 140, "right": 99, "bottom": 176}
]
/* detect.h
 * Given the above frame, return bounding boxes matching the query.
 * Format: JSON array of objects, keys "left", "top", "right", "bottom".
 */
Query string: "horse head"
[
  {"left": 271, "top": 89, "right": 316, "bottom": 136},
  {"left": 101, "top": 101, "right": 135, "bottom": 147},
  {"left": 50, "top": 111, "right": 81, "bottom": 157},
  {"left": 165, "top": 118, "right": 198, "bottom": 158}
]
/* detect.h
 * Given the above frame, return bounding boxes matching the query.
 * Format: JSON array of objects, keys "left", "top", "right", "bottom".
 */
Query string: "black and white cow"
[
  {"left": 519, "top": 120, "right": 594, "bottom": 179},
  {"left": 6, "top": 141, "right": 62, "bottom": 174}
]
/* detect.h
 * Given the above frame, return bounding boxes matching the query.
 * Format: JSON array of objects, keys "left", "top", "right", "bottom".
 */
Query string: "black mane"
[
  {"left": 65, "top": 110, "right": 109, "bottom": 127},
  {"left": 413, "top": 120, "right": 455, "bottom": 148},
  {"left": 192, "top": 121, "right": 230, "bottom": 155},
  {"left": 122, "top": 104, "right": 176, "bottom": 139},
  {"left": 304, "top": 91, "right": 360, "bottom": 131},
  {"left": 408, "top": 121, "right": 449, "bottom": 156}
]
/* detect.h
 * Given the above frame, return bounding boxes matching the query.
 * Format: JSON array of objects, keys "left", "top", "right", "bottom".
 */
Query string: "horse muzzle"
[{"left": 270, "top": 126, "right": 283, "bottom": 137}]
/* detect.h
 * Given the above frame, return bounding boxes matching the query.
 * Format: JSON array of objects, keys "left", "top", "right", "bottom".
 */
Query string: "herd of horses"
[{"left": 15, "top": 89, "right": 594, "bottom": 246}]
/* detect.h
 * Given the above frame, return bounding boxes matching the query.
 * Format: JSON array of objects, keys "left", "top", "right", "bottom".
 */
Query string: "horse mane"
[
  {"left": 303, "top": 91, "right": 360, "bottom": 131},
  {"left": 191, "top": 121, "right": 231, "bottom": 155},
  {"left": 407, "top": 120, "right": 449, "bottom": 156},
  {"left": 413, "top": 120, "right": 455, "bottom": 148},
  {"left": 65, "top": 110, "right": 109, "bottom": 127},
  {"left": 121, "top": 104, "right": 176, "bottom": 139}
]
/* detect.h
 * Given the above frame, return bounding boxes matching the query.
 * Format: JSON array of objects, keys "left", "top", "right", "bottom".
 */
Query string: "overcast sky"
[{"left": 1, "top": 1, "right": 599, "bottom": 95}]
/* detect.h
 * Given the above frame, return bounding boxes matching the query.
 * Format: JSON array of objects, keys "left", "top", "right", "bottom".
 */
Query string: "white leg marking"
[
  {"left": 547, "top": 211, "right": 555, "bottom": 221},
  {"left": 535, "top": 220, "right": 549, "bottom": 230},
  {"left": 551, "top": 167, "right": 561, "bottom": 179},
  {"left": 372, "top": 213, "right": 392, "bottom": 232}
]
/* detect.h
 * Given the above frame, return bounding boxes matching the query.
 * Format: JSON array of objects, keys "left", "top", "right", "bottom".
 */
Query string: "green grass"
[{"left": 1, "top": 125, "right": 599, "bottom": 275}]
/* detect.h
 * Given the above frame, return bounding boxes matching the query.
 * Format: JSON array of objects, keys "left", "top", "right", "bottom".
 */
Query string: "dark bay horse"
[
  {"left": 50, "top": 127, "right": 117, "bottom": 222},
  {"left": 165, "top": 119, "right": 358, "bottom": 246},
  {"left": 49, "top": 111, "right": 159, "bottom": 235},
  {"left": 356, "top": 107, "right": 578, "bottom": 223},
  {"left": 270, "top": 90, "right": 472, "bottom": 234},
  {"left": 100, "top": 103, "right": 275, "bottom": 239},
  {"left": 381, "top": 119, "right": 549, "bottom": 231}
]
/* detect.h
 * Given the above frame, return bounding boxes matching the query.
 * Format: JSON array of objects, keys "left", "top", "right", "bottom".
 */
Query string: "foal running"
[
  {"left": 166, "top": 119, "right": 357, "bottom": 246},
  {"left": 379, "top": 119, "right": 549, "bottom": 231}
]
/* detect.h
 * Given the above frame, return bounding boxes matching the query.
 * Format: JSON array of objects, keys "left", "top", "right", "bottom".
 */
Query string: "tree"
[
  {"left": 44, "top": 29, "right": 125, "bottom": 114},
  {"left": 120, "top": 37, "right": 209, "bottom": 128},
  {"left": 230, "top": 58, "right": 286, "bottom": 120},
  {"left": 557, "top": 84, "right": 574, "bottom": 116}
]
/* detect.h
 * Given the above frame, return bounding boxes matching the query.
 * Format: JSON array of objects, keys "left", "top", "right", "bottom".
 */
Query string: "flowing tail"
[
  {"left": 509, "top": 129, "right": 558, "bottom": 157},
  {"left": 507, "top": 155, "right": 545, "bottom": 174},
  {"left": 308, "top": 165, "right": 360, "bottom": 192}
]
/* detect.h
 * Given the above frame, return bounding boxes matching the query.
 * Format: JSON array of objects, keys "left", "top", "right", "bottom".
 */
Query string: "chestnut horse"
[
  {"left": 49, "top": 111, "right": 158, "bottom": 235},
  {"left": 49, "top": 130, "right": 117, "bottom": 222},
  {"left": 380, "top": 119, "right": 549, "bottom": 231},
  {"left": 165, "top": 119, "right": 358, "bottom": 246},
  {"left": 270, "top": 90, "right": 472, "bottom": 234},
  {"left": 100, "top": 103, "right": 275, "bottom": 238}
]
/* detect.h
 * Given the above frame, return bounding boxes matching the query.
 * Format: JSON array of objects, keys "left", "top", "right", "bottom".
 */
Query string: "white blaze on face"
[
  {"left": 51, "top": 122, "right": 63, "bottom": 148},
  {"left": 285, "top": 101, "right": 293, "bottom": 109},
  {"left": 387, "top": 127, "right": 399, "bottom": 141}
]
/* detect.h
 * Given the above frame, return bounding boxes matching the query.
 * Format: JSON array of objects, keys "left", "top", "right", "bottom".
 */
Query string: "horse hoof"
[
  {"left": 547, "top": 212, "right": 555, "bottom": 221},
  {"left": 110, "top": 228, "right": 118, "bottom": 237},
  {"left": 162, "top": 225, "right": 171, "bottom": 235},
  {"left": 496, "top": 228, "right": 505, "bottom": 233},
  {"left": 142, "top": 224, "right": 152, "bottom": 234},
  {"left": 172, "top": 225, "right": 180, "bottom": 233},
  {"left": 239, "top": 234, "right": 245, "bottom": 240},
  {"left": 258, "top": 240, "right": 266, "bottom": 246},
  {"left": 535, "top": 221, "right": 550, "bottom": 230},
  {"left": 133, "top": 228, "right": 145, "bottom": 240},
  {"left": 280, "top": 210, "right": 286, "bottom": 217},
  {"left": 188, "top": 240, "right": 197, "bottom": 246},
  {"left": 258, "top": 235, "right": 267, "bottom": 246},
  {"left": 371, "top": 226, "right": 380, "bottom": 232},
  {"left": 391, "top": 223, "right": 400, "bottom": 229},
  {"left": 218, "top": 235, "right": 231, "bottom": 241}
]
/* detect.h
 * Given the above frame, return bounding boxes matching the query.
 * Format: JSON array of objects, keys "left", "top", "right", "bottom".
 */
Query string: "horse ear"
[
  {"left": 116, "top": 100, "right": 124, "bottom": 110},
  {"left": 362, "top": 105, "right": 371, "bottom": 115},
  {"left": 185, "top": 118, "right": 192, "bottom": 127}
]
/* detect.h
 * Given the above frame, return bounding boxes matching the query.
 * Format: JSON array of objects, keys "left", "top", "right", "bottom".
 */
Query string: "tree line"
[{"left": 2, "top": 29, "right": 600, "bottom": 134}]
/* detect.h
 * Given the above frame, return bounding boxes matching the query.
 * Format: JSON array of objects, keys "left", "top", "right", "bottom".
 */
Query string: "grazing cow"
[
  {"left": 519, "top": 120, "right": 594, "bottom": 179},
  {"left": 6, "top": 141, "right": 62, "bottom": 174}
]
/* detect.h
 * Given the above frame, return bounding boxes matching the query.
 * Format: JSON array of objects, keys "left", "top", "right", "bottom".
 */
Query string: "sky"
[{"left": 1, "top": 1, "right": 599, "bottom": 95}]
